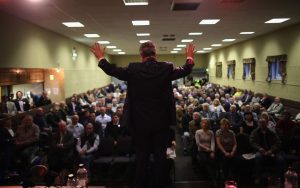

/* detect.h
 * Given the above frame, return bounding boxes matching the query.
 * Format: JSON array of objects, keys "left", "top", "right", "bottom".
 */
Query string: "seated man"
[
  {"left": 49, "top": 120, "right": 74, "bottom": 173},
  {"left": 267, "top": 97, "right": 284, "bottom": 117},
  {"left": 67, "top": 115, "right": 84, "bottom": 139},
  {"left": 76, "top": 123, "right": 99, "bottom": 176},
  {"left": 15, "top": 115, "right": 40, "bottom": 167},
  {"left": 250, "top": 119, "right": 285, "bottom": 185},
  {"left": 105, "top": 113, "right": 127, "bottom": 145}
]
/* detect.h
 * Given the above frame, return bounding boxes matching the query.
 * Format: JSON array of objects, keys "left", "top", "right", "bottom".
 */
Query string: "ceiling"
[{"left": 1, "top": 0, "right": 300, "bottom": 55}]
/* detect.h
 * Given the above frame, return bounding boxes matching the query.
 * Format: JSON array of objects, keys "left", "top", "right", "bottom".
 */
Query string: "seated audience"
[
  {"left": 250, "top": 119, "right": 285, "bottom": 185},
  {"left": 260, "top": 111, "right": 276, "bottom": 133},
  {"left": 195, "top": 118, "right": 217, "bottom": 187},
  {"left": 189, "top": 112, "right": 202, "bottom": 161},
  {"left": 209, "top": 99, "right": 225, "bottom": 117},
  {"left": 240, "top": 112, "right": 258, "bottom": 135},
  {"left": 181, "top": 106, "right": 194, "bottom": 155},
  {"left": 200, "top": 103, "right": 218, "bottom": 132},
  {"left": 67, "top": 96, "right": 82, "bottom": 116},
  {"left": 267, "top": 97, "right": 283, "bottom": 116},
  {"left": 95, "top": 106, "right": 112, "bottom": 133},
  {"left": 220, "top": 105, "right": 243, "bottom": 134},
  {"left": 241, "top": 104, "right": 258, "bottom": 121},
  {"left": 276, "top": 111, "right": 296, "bottom": 152},
  {"left": 1, "top": 95, "right": 17, "bottom": 115},
  {"left": 34, "top": 107, "right": 51, "bottom": 134},
  {"left": 67, "top": 115, "right": 84, "bottom": 139},
  {"left": 76, "top": 123, "right": 100, "bottom": 176},
  {"left": 259, "top": 93, "right": 272, "bottom": 110},
  {"left": 47, "top": 103, "right": 65, "bottom": 133},
  {"left": 105, "top": 113, "right": 127, "bottom": 144},
  {"left": 49, "top": 120, "right": 74, "bottom": 173},
  {"left": 15, "top": 115, "right": 40, "bottom": 167},
  {"left": 14, "top": 91, "right": 30, "bottom": 112},
  {"left": 216, "top": 118, "right": 237, "bottom": 180}
]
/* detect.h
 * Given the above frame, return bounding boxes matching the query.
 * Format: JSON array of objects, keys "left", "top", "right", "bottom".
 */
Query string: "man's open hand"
[
  {"left": 91, "top": 42, "right": 106, "bottom": 61},
  {"left": 185, "top": 43, "right": 196, "bottom": 59}
]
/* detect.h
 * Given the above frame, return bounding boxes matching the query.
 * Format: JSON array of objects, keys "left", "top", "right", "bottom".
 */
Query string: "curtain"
[
  {"left": 227, "top": 60, "right": 235, "bottom": 79},
  {"left": 216, "top": 62, "right": 222, "bottom": 78},
  {"left": 242, "top": 58, "right": 255, "bottom": 80},
  {"left": 266, "top": 54, "right": 287, "bottom": 83}
]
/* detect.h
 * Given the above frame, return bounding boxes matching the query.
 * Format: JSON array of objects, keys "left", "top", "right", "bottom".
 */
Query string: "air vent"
[
  {"left": 171, "top": 1, "right": 200, "bottom": 11},
  {"left": 162, "top": 38, "right": 176, "bottom": 41}
]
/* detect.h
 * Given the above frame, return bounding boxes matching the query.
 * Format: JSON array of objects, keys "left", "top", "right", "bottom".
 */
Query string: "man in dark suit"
[
  {"left": 14, "top": 91, "right": 30, "bottom": 112},
  {"left": 91, "top": 41, "right": 195, "bottom": 188}
]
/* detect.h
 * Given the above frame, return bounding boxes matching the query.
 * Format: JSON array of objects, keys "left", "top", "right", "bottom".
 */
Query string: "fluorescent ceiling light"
[
  {"left": 84, "top": 34, "right": 100, "bottom": 38},
  {"left": 113, "top": 49, "right": 122, "bottom": 52},
  {"left": 222, "top": 39, "right": 236, "bottom": 42},
  {"left": 132, "top": 20, "right": 150, "bottom": 26},
  {"left": 203, "top": 48, "right": 212, "bottom": 50},
  {"left": 181, "top": 39, "right": 193, "bottom": 43},
  {"left": 196, "top": 50, "right": 206, "bottom": 53},
  {"left": 136, "top": 33, "right": 150, "bottom": 36},
  {"left": 199, "top": 19, "right": 220, "bottom": 25},
  {"left": 265, "top": 18, "right": 290, "bottom": 24},
  {"left": 189, "top": 32, "right": 203, "bottom": 36},
  {"left": 139, "top": 40, "right": 150, "bottom": 43},
  {"left": 171, "top": 51, "right": 178, "bottom": 54},
  {"left": 123, "top": 0, "right": 148, "bottom": 6},
  {"left": 62, "top": 22, "right": 84, "bottom": 27},
  {"left": 240, "top": 32, "right": 255, "bottom": 35},
  {"left": 118, "top": 52, "right": 126, "bottom": 54},
  {"left": 211, "top": 44, "right": 222, "bottom": 47},
  {"left": 98, "top": 41, "right": 110, "bottom": 44},
  {"left": 177, "top": 44, "right": 186, "bottom": 47},
  {"left": 106, "top": 46, "right": 117, "bottom": 49},
  {"left": 173, "top": 48, "right": 182, "bottom": 51}
]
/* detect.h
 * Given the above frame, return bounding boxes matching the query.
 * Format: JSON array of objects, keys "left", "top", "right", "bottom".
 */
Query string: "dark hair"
[{"left": 139, "top": 41, "right": 156, "bottom": 57}]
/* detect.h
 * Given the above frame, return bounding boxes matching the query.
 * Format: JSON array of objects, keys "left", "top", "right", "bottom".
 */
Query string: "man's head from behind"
[{"left": 139, "top": 41, "right": 156, "bottom": 61}]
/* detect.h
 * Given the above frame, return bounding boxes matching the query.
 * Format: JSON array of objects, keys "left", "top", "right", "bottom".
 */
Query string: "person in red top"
[{"left": 91, "top": 41, "right": 195, "bottom": 188}]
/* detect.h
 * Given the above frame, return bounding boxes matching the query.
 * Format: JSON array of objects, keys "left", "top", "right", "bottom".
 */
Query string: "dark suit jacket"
[
  {"left": 51, "top": 130, "right": 74, "bottom": 154},
  {"left": 98, "top": 59, "right": 194, "bottom": 133},
  {"left": 14, "top": 98, "right": 30, "bottom": 112}
]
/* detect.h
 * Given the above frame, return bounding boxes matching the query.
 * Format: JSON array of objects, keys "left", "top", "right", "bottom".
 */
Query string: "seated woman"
[
  {"left": 216, "top": 118, "right": 237, "bottom": 181},
  {"left": 195, "top": 118, "right": 217, "bottom": 187},
  {"left": 261, "top": 112, "right": 276, "bottom": 133},
  {"left": 240, "top": 112, "right": 258, "bottom": 135}
]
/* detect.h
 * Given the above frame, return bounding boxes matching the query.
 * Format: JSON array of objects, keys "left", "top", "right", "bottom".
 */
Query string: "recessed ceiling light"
[
  {"left": 222, "top": 39, "right": 236, "bottom": 42},
  {"left": 123, "top": 0, "right": 148, "bottom": 6},
  {"left": 106, "top": 46, "right": 117, "bottom": 49},
  {"left": 196, "top": 50, "right": 206, "bottom": 53},
  {"left": 118, "top": 52, "right": 126, "bottom": 54},
  {"left": 211, "top": 44, "right": 222, "bottom": 47},
  {"left": 132, "top": 20, "right": 150, "bottom": 26},
  {"left": 189, "top": 32, "right": 203, "bottom": 36},
  {"left": 139, "top": 40, "right": 150, "bottom": 43},
  {"left": 137, "top": 33, "right": 150, "bottom": 36},
  {"left": 177, "top": 44, "right": 186, "bottom": 47},
  {"left": 203, "top": 48, "right": 212, "bottom": 50},
  {"left": 98, "top": 41, "right": 110, "bottom": 44},
  {"left": 199, "top": 19, "right": 220, "bottom": 25},
  {"left": 171, "top": 51, "right": 178, "bottom": 54},
  {"left": 265, "top": 18, "right": 290, "bottom": 24},
  {"left": 181, "top": 39, "right": 193, "bottom": 43},
  {"left": 84, "top": 34, "right": 100, "bottom": 38},
  {"left": 62, "top": 22, "right": 84, "bottom": 27},
  {"left": 113, "top": 49, "right": 122, "bottom": 52},
  {"left": 240, "top": 32, "right": 255, "bottom": 35},
  {"left": 173, "top": 48, "right": 182, "bottom": 51}
]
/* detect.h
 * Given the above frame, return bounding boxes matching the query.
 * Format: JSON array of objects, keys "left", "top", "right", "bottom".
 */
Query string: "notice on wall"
[{"left": 53, "top": 88, "right": 59, "bottom": 95}]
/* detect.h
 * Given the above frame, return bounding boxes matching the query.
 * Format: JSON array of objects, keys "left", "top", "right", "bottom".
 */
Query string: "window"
[
  {"left": 242, "top": 58, "right": 255, "bottom": 80},
  {"left": 216, "top": 62, "right": 222, "bottom": 78},
  {"left": 227, "top": 60, "right": 235, "bottom": 79},
  {"left": 266, "top": 54, "right": 287, "bottom": 83}
]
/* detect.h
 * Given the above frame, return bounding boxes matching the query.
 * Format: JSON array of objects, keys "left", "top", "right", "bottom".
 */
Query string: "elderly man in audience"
[
  {"left": 267, "top": 97, "right": 284, "bottom": 117},
  {"left": 223, "top": 97, "right": 240, "bottom": 112},
  {"left": 95, "top": 106, "right": 112, "bottom": 134},
  {"left": 220, "top": 105, "right": 243, "bottom": 134},
  {"left": 189, "top": 112, "right": 202, "bottom": 162},
  {"left": 201, "top": 103, "right": 218, "bottom": 132},
  {"left": 14, "top": 91, "right": 30, "bottom": 112},
  {"left": 67, "top": 115, "right": 84, "bottom": 139},
  {"left": 15, "top": 114, "right": 40, "bottom": 167},
  {"left": 76, "top": 123, "right": 99, "bottom": 176},
  {"left": 250, "top": 118, "right": 285, "bottom": 185},
  {"left": 49, "top": 120, "right": 74, "bottom": 173},
  {"left": 241, "top": 104, "right": 258, "bottom": 121},
  {"left": 47, "top": 103, "right": 65, "bottom": 133},
  {"left": 216, "top": 118, "right": 237, "bottom": 181},
  {"left": 195, "top": 118, "right": 217, "bottom": 187}
]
